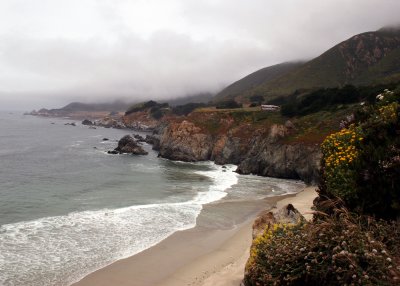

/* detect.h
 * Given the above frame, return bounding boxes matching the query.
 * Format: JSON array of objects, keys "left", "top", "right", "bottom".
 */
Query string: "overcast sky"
[{"left": 1, "top": 0, "right": 399, "bottom": 110}]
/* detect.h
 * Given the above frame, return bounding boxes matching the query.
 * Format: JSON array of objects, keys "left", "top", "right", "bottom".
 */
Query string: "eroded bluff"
[{"left": 157, "top": 119, "right": 321, "bottom": 184}]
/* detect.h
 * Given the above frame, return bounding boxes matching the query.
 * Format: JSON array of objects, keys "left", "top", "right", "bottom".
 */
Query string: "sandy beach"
[{"left": 73, "top": 186, "right": 317, "bottom": 286}]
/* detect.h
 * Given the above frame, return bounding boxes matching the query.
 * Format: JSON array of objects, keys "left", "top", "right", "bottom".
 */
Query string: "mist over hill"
[{"left": 216, "top": 27, "right": 400, "bottom": 103}]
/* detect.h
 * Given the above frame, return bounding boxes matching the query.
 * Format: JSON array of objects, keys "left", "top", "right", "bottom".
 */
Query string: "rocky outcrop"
[
  {"left": 252, "top": 204, "right": 304, "bottom": 239},
  {"left": 145, "top": 134, "right": 161, "bottom": 151},
  {"left": 243, "top": 204, "right": 305, "bottom": 286},
  {"left": 236, "top": 140, "right": 321, "bottom": 184},
  {"left": 159, "top": 120, "right": 213, "bottom": 161},
  {"left": 108, "top": 135, "right": 148, "bottom": 155},
  {"left": 158, "top": 120, "right": 321, "bottom": 183},
  {"left": 95, "top": 117, "right": 126, "bottom": 129}
]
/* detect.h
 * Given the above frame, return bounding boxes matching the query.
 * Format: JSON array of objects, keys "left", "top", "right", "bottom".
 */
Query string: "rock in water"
[
  {"left": 82, "top": 119, "right": 93, "bottom": 125},
  {"left": 133, "top": 134, "right": 146, "bottom": 142},
  {"left": 112, "top": 135, "right": 148, "bottom": 155}
]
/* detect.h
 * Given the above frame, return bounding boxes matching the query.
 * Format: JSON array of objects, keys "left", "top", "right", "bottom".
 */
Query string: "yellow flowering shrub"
[
  {"left": 318, "top": 95, "right": 400, "bottom": 218},
  {"left": 320, "top": 125, "right": 363, "bottom": 201},
  {"left": 247, "top": 223, "right": 293, "bottom": 269},
  {"left": 378, "top": 102, "right": 398, "bottom": 124}
]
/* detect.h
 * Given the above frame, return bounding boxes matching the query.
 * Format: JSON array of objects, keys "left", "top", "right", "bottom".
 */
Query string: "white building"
[{"left": 261, "top": 105, "right": 280, "bottom": 111}]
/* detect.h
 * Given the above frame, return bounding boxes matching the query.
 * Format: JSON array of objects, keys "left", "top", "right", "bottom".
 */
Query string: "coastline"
[{"left": 73, "top": 186, "right": 317, "bottom": 286}]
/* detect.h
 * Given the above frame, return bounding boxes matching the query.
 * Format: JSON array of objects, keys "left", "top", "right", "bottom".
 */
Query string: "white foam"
[
  {"left": 0, "top": 163, "right": 240, "bottom": 286},
  {"left": 0, "top": 202, "right": 201, "bottom": 286},
  {"left": 194, "top": 164, "right": 238, "bottom": 204}
]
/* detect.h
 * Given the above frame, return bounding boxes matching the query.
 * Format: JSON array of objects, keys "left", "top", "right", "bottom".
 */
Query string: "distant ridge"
[
  {"left": 60, "top": 100, "right": 131, "bottom": 112},
  {"left": 216, "top": 27, "right": 400, "bottom": 102}
]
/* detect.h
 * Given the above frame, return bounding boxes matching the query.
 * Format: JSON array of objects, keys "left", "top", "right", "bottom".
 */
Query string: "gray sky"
[{"left": 0, "top": 0, "right": 399, "bottom": 110}]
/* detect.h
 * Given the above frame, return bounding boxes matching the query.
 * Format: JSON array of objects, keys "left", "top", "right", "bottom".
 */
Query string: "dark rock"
[
  {"left": 145, "top": 134, "right": 161, "bottom": 151},
  {"left": 89, "top": 126, "right": 96, "bottom": 129},
  {"left": 133, "top": 134, "right": 146, "bottom": 142},
  {"left": 236, "top": 142, "right": 321, "bottom": 184},
  {"left": 103, "top": 138, "right": 109, "bottom": 141},
  {"left": 107, "top": 150, "right": 119, "bottom": 154},
  {"left": 64, "top": 122, "right": 76, "bottom": 126},
  {"left": 82, "top": 119, "right": 93, "bottom": 126},
  {"left": 111, "top": 135, "right": 148, "bottom": 155}
]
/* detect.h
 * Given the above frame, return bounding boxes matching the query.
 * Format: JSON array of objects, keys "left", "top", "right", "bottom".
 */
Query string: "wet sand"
[{"left": 73, "top": 187, "right": 317, "bottom": 286}]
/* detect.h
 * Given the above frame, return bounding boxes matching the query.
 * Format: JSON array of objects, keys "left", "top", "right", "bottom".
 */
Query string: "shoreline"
[{"left": 73, "top": 186, "right": 317, "bottom": 286}]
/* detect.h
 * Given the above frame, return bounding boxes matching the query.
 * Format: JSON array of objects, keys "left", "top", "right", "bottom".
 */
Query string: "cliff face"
[
  {"left": 158, "top": 118, "right": 321, "bottom": 184},
  {"left": 159, "top": 120, "right": 213, "bottom": 161}
]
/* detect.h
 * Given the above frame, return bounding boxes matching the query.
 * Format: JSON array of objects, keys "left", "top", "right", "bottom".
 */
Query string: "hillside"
[
  {"left": 216, "top": 27, "right": 400, "bottom": 103},
  {"left": 213, "top": 62, "right": 303, "bottom": 102}
]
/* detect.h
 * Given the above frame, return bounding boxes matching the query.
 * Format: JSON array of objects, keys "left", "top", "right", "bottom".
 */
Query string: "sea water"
[{"left": 0, "top": 112, "right": 304, "bottom": 286}]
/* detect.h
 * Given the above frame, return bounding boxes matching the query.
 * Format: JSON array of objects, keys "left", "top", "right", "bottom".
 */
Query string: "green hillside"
[
  {"left": 213, "top": 62, "right": 303, "bottom": 102},
  {"left": 216, "top": 27, "right": 400, "bottom": 103}
]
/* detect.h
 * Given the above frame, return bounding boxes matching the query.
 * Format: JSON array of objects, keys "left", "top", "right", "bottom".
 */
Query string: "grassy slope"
[
  {"left": 216, "top": 28, "right": 400, "bottom": 103},
  {"left": 187, "top": 104, "right": 356, "bottom": 145},
  {"left": 214, "top": 62, "right": 304, "bottom": 102}
]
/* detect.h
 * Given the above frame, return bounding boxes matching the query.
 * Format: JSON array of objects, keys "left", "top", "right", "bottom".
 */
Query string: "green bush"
[
  {"left": 216, "top": 100, "right": 242, "bottom": 109},
  {"left": 171, "top": 102, "right": 207, "bottom": 116},
  {"left": 280, "top": 82, "right": 400, "bottom": 117},
  {"left": 250, "top": 95, "right": 265, "bottom": 102},
  {"left": 318, "top": 89, "right": 400, "bottom": 219},
  {"left": 125, "top": 100, "right": 169, "bottom": 115},
  {"left": 244, "top": 209, "right": 400, "bottom": 286}
]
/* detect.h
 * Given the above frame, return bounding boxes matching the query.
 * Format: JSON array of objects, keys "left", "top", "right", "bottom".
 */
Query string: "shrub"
[
  {"left": 319, "top": 125, "right": 364, "bottom": 203},
  {"left": 244, "top": 208, "right": 400, "bottom": 286},
  {"left": 249, "top": 102, "right": 259, "bottom": 107},
  {"left": 318, "top": 90, "right": 400, "bottom": 219},
  {"left": 250, "top": 95, "right": 264, "bottom": 105},
  {"left": 280, "top": 82, "right": 400, "bottom": 117},
  {"left": 172, "top": 102, "right": 207, "bottom": 116},
  {"left": 125, "top": 100, "right": 169, "bottom": 115},
  {"left": 216, "top": 100, "right": 242, "bottom": 109},
  {"left": 150, "top": 108, "right": 164, "bottom": 120}
]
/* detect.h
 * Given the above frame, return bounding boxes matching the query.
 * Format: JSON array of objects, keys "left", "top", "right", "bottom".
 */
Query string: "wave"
[
  {"left": 0, "top": 163, "right": 237, "bottom": 286},
  {"left": 194, "top": 164, "right": 238, "bottom": 204}
]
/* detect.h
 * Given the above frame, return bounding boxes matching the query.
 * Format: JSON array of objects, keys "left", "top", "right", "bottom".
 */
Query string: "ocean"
[{"left": 0, "top": 111, "right": 305, "bottom": 286}]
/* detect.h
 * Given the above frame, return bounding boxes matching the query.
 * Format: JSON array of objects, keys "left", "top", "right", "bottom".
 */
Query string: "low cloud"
[{"left": 0, "top": 0, "right": 399, "bottom": 110}]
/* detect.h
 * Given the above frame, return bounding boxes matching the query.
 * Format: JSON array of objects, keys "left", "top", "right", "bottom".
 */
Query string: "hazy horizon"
[{"left": 1, "top": 0, "right": 399, "bottom": 110}]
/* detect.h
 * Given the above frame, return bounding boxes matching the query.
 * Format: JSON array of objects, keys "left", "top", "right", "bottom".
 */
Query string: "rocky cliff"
[{"left": 157, "top": 115, "right": 321, "bottom": 184}]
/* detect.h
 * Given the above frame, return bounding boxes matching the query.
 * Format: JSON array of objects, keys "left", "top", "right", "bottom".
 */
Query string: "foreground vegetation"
[
  {"left": 245, "top": 209, "right": 400, "bottom": 286},
  {"left": 245, "top": 88, "right": 400, "bottom": 285}
]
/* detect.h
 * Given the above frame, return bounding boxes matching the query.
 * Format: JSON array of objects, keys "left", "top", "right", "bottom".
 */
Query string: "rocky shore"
[
  {"left": 107, "top": 135, "right": 148, "bottom": 155},
  {"left": 156, "top": 119, "right": 321, "bottom": 184},
  {"left": 29, "top": 108, "right": 321, "bottom": 183}
]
